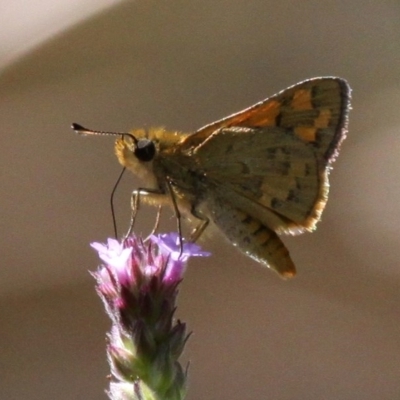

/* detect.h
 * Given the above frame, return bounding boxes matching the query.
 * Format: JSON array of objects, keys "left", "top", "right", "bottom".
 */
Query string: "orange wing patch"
[
  {"left": 314, "top": 108, "right": 332, "bottom": 128},
  {"left": 291, "top": 89, "right": 313, "bottom": 110},
  {"left": 294, "top": 127, "right": 317, "bottom": 142},
  {"left": 237, "top": 100, "right": 281, "bottom": 127},
  {"left": 293, "top": 108, "right": 332, "bottom": 142}
]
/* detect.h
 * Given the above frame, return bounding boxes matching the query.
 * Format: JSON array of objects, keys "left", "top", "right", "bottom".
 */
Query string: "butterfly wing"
[
  {"left": 194, "top": 126, "right": 325, "bottom": 234},
  {"left": 203, "top": 192, "right": 297, "bottom": 277},
  {"left": 182, "top": 77, "right": 350, "bottom": 165},
  {"left": 183, "top": 77, "right": 350, "bottom": 232},
  {"left": 181, "top": 77, "right": 350, "bottom": 275}
]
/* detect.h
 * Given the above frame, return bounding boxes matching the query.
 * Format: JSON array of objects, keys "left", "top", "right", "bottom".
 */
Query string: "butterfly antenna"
[
  {"left": 110, "top": 167, "right": 127, "bottom": 239},
  {"left": 71, "top": 123, "right": 137, "bottom": 143}
]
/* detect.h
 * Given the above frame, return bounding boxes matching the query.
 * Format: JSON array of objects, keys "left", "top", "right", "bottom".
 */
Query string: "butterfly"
[{"left": 73, "top": 77, "right": 351, "bottom": 278}]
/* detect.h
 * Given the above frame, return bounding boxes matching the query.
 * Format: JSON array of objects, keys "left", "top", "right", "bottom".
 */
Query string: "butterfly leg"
[
  {"left": 165, "top": 178, "right": 183, "bottom": 256},
  {"left": 144, "top": 205, "right": 162, "bottom": 242},
  {"left": 125, "top": 188, "right": 166, "bottom": 238},
  {"left": 189, "top": 207, "right": 209, "bottom": 242},
  {"left": 126, "top": 181, "right": 184, "bottom": 256}
]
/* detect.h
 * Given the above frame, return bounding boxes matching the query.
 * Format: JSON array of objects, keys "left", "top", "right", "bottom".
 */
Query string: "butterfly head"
[{"left": 113, "top": 128, "right": 157, "bottom": 163}]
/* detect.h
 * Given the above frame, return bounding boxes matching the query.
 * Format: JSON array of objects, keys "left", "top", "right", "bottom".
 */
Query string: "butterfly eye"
[{"left": 134, "top": 139, "right": 156, "bottom": 162}]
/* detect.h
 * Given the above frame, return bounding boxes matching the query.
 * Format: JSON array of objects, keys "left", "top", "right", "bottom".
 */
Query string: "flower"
[
  {"left": 151, "top": 232, "right": 211, "bottom": 261},
  {"left": 151, "top": 233, "right": 211, "bottom": 283},
  {"left": 91, "top": 233, "right": 210, "bottom": 400}
]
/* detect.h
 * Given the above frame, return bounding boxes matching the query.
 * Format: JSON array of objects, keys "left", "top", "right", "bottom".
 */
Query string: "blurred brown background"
[{"left": 1, "top": 1, "right": 400, "bottom": 399}]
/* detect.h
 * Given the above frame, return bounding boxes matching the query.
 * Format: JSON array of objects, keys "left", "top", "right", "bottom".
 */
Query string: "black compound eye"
[{"left": 134, "top": 139, "right": 156, "bottom": 162}]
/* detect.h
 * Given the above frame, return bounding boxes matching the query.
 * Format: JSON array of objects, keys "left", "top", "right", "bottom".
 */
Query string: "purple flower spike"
[{"left": 91, "top": 232, "right": 211, "bottom": 400}]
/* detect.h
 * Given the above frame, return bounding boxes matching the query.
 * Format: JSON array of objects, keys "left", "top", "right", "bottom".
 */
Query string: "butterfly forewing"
[{"left": 182, "top": 77, "right": 350, "bottom": 165}]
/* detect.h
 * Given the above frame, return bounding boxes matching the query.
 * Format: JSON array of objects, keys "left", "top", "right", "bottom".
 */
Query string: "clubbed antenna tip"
[{"left": 71, "top": 122, "right": 135, "bottom": 139}]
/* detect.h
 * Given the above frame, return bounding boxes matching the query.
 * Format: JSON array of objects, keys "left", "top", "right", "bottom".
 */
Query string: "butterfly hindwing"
[
  {"left": 193, "top": 126, "right": 325, "bottom": 234},
  {"left": 203, "top": 193, "right": 296, "bottom": 277}
]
